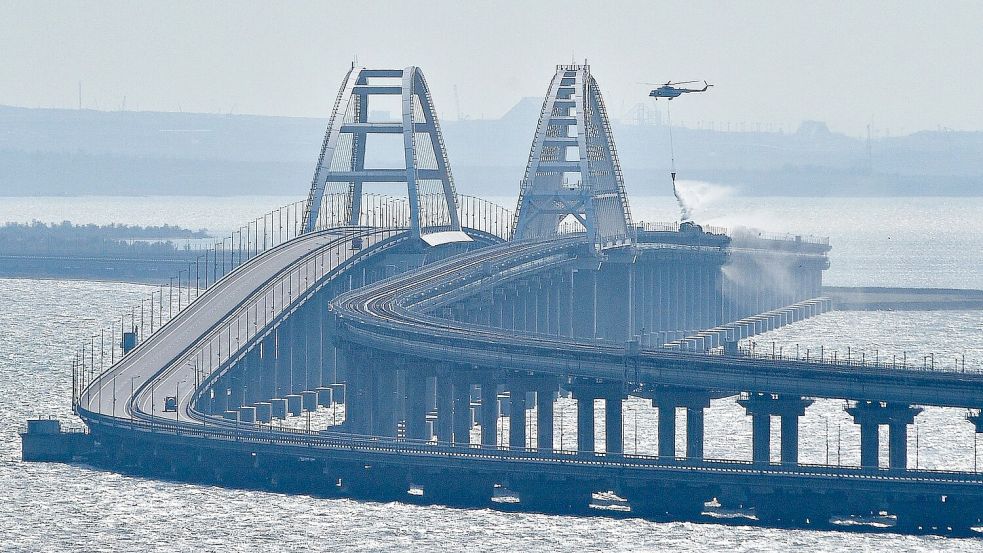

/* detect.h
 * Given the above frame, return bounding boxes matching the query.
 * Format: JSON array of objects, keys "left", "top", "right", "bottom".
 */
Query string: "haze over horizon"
[{"left": 2, "top": 0, "right": 982, "bottom": 137}]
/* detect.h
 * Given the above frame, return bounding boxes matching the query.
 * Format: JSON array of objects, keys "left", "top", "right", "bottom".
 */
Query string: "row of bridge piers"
[
  {"left": 203, "top": 323, "right": 927, "bottom": 472},
  {"left": 294, "top": 352, "right": 927, "bottom": 471},
  {"left": 438, "top": 251, "right": 825, "bottom": 346}
]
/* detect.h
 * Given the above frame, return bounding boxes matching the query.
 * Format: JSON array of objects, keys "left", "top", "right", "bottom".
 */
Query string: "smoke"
[
  {"left": 671, "top": 179, "right": 693, "bottom": 223},
  {"left": 670, "top": 179, "right": 734, "bottom": 223}
]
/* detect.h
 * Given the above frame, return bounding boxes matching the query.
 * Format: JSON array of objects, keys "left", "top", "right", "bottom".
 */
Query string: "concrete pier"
[
  {"left": 452, "top": 379, "right": 471, "bottom": 445},
  {"left": 301, "top": 391, "right": 318, "bottom": 412},
  {"left": 738, "top": 393, "right": 813, "bottom": 465},
  {"left": 846, "top": 401, "right": 922, "bottom": 469},
  {"left": 254, "top": 401, "right": 272, "bottom": 422},
  {"left": 480, "top": 381, "right": 498, "bottom": 447},
  {"left": 285, "top": 394, "right": 303, "bottom": 417},
  {"left": 269, "top": 398, "right": 287, "bottom": 420},
  {"left": 652, "top": 388, "right": 711, "bottom": 460},
  {"left": 573, "top": 392, "right": 595, "bottom": 453}
]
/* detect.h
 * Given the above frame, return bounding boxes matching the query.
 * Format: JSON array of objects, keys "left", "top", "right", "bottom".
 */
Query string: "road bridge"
[{"left": 40, "top": 65, "right": 983, "bottom": 535}]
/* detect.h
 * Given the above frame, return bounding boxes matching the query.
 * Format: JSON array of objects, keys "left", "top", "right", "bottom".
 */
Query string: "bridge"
[{"left": 40, "top": 64, "right": 983, "bottom": 535}]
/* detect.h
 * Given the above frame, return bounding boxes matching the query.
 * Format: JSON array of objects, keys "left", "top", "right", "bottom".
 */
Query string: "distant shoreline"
[{"left": 824, "top": 286, "right": 983, "bottom": 311}]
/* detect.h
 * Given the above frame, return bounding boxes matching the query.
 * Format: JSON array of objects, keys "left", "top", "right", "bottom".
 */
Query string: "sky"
[{"left": 1, "top": 0, "right": 981, "bottom": 136}]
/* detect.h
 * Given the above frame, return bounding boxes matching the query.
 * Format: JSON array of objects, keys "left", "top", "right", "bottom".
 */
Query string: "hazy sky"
[{"left": 2, "top": 0, "right": 981, "bottom": 136}]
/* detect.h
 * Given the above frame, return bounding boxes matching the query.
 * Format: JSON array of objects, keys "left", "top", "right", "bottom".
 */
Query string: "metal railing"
[
  {"left": 80, "top": 411, "right": 983, "bottom": 481},
  {"left": 73, "top": 197, "right": 311, "bottom": 408},
  {"left": 73, "top": 193, "right": 514, "bottom": 409}
]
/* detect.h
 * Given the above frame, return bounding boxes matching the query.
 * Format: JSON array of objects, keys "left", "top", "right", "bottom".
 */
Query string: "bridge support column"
[
  {"left": 501, "top": 289, "right": 516, "bottom": 331},
  {"left": 658, "top": 405, "right": 676, "bottom": 458},
  {"left": 259, "top": 333, "right": 276, "bottom": 401},
  {"left": 846, "top": 401, "right": 922, "bottom": 469},
  {"left": 515, "top": 280, "right": 535, "bottom": 331},
  {"left": 595, "top": 262, "right": 631, "bottom": 342},
  {"left": 686, "top": 407, "right": 705, "bottom": 459},
  {"left": 274, "top": 327, "right": 289, "bottom": 398},
  {"left": 557, "top": 271, "right": 572, "bottom": 336},
  {"left": 372, "top": 366, "right": 397, "bottom": 437},
  {"left": 490, "top": 290, "right": 504, "bottom": 328},
  {"left": 575, "top": 394, "right": 595, "bottom": 453},
  {"left": 888, "top": 420, "right": 908, "bottom": 470},
  {"left": 780, "top": 412, "right": 800, "bottom": 465},
  {"left": 480, "top": 380, "right": 498, "bottom": 447},
  {"left": 605, "top": 394, "right": 624, "bottom": 455},
  {"left": 738, "top": 393, "right": 813, "bottom": 465},
  {"left": 750, "top": 413, "right": 770, "bottom": 464},
  {"left": 859, "top": 418, "right": 879, "bottom": 468},
  {"left": 435, "top": 371, "right": 453, "bottom": 442},
  {"left": 404, "top": 370, "right": 429, "bottom": 441},
  {"left": 340, "top": 346, "right": 364, "bottom": 433},
  {"left": 571, "top": 268, "right": 596, "bottom": 339},
  {"left": 452, "top": 379, "right": 471, "bottom": 445},
  {"left": 508, "top": 384, "right": 527, "bottom": 449},
  {"left": 652, "top": 388, "right": 711, "bottom": 460},
  {"left": 569, "top": 381, "right": 622, "bottom": 454},
  {"left": 290, "top": 312, "right": 307, "bottom": 394},
  {"left": 536, "top": 389, "right": 554, "bottom": 451},
  {"left": 536, "top": 279, "right": 549, "bottom": 334}
]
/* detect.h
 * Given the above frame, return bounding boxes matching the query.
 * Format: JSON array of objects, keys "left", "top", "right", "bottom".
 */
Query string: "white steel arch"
[
  {"left": 303, "top": 66, "right": 468, "bottom": 245},
  {"left": 512, "top": 65, "right": 633, "bottom": 250}
]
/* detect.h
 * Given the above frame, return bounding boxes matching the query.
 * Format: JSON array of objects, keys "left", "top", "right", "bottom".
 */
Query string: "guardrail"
[
  {"left": 73, "top": 193, "right": 515, "bottom": 411},
  {"left": 80, "top": 410, "right": 983, "bottom": 483}
]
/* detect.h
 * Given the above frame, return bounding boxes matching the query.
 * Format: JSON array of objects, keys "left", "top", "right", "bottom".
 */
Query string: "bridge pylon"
[
  {"left": 303, "top": 66, "right": 470, "bottom": 245},
  {"left": 512, "top": 64, "right": 633, "bottom": 250}
]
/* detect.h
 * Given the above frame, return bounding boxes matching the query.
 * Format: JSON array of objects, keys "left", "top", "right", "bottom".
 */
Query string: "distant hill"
[{"left": 0, "top": 103, "right": 980, "bottom": 197}]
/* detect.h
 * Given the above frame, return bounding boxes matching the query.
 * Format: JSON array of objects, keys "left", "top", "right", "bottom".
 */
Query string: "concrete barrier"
[
  {"left": 302, "top": 391, "right": 318, "bottom": 412},
  {"left": 316, "top": 387, "right": 333, "bottom": 407},
  {"left": 255, "top": 402, "right": 272, "bottom": 422},
  {"left": 285, "top": 394, "right": 303, "bottom": 416},
  {"left": 239, "top": 406, "right": 256, "bottom": 423},
  {"left": 270, "top": 398, "right": 288, "bottom": 419}
]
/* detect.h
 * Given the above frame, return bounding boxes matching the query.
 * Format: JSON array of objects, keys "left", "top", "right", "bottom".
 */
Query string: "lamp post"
[{"left": 559, "top": 401, "right": 565, "bottom": 451}]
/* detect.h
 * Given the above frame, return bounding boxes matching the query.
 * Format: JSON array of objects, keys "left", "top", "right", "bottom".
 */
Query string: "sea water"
[{"left": 1, "top": 195, "right": 981, "bottom": 551}]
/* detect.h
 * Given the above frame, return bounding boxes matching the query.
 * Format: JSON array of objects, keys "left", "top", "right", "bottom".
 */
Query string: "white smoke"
[
  {"left": 671, "top": 179, "right": 693, "bottom": 223},
  {"left": 671, "top": 179, "right": 734, "bottom": 223}
]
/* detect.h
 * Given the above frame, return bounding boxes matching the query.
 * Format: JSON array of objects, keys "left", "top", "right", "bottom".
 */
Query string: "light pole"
[
  {"left": 825, "top": 417, "right": 829, "bottom": 465},
  {"left": 175, "top": 379, "right": 186, "bottom": 421},
  {"left": 150, "top": 377, "right": 155, "bottom": 431},
  {"left": 836, "top": 423, "right": 841, "bottom": 466},
  {"left": 559, "top": 402, "right": 565, "bottom": 451},
  {"left": 915, "top": 425, "right": 920, "bottom": 469}
]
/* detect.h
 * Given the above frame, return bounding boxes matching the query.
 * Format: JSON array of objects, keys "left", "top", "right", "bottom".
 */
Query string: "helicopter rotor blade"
[{"left": 668, "top": 80, "right": 700, "bottom": 86}]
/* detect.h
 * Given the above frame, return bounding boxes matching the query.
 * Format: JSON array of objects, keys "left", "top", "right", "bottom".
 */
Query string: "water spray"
[
  {"left": 665, "top": 102, "right": 693, "bottom": 223},
  {"left": 646, "top": 79, "right": 712, "bottom": 223}
]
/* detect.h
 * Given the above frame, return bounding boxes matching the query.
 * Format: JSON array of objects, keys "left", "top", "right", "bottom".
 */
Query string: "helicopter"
[{"left": 648, "top": 80, "right": 712, "bottom": 100}]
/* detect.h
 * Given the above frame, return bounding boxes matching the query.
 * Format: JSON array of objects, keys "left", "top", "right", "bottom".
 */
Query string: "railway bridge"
[{"left": 53, "top": 65, "right": 983, "bottom": 535}]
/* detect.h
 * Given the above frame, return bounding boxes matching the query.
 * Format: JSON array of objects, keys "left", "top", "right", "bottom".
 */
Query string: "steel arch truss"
[
  {"left": 512, "top": 65, "right": 633, "bottom": 250},
  {"left": 303, "top": 66, "right": 469, "bottom": 245}
]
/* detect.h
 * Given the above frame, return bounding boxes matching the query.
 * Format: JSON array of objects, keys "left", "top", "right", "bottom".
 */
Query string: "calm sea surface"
[{"left": 1, "top": 195, "right": 982, "bottom": 551}]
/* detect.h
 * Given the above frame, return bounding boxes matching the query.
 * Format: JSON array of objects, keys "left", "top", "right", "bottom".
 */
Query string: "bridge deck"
[
  {"left": 333, "top": 238, "right": 983, "bottom": 408},
  {"left": 78, "top": 227, "right": 401, "bottom": 421}
]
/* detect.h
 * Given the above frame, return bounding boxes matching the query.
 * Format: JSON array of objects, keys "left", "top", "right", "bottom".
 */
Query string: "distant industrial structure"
[{"left": 23, "top": 64, "right": 983, "bottom": 536}]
